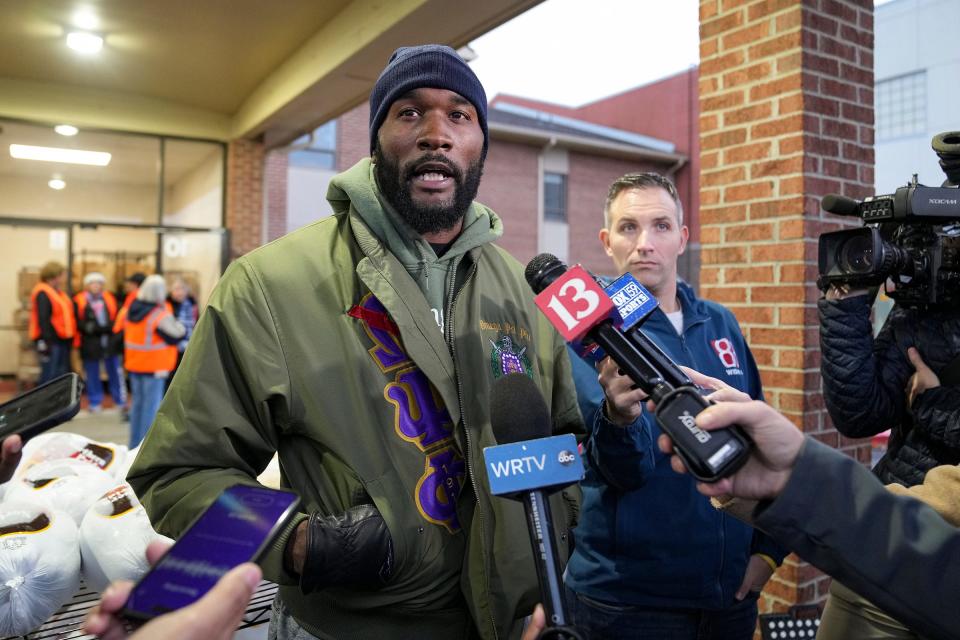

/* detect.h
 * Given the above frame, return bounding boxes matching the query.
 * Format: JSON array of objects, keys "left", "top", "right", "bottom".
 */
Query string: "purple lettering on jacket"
[
  {"left": 352, "top": 293, "right": 464, "bottom": 533},
  {"left": 385, "top": 367, "right": 454, "bottom": 451},
  {"left": 349, "top": 294, "right": 411, "bottom": 372},
  {"left": 416, "top": 445, "right": 465, "bottom": 533}
]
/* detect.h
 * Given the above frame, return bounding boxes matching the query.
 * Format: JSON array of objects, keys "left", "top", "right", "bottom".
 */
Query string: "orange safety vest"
[
  {"left": 29, "top": 282, "right": 76, "bottom": 341},
  {"left": 113, "top": 289, "right": 138, "bottom": 334},
  {"left": 123, "top": 305, "right": 177, "bottom": 373},
  {"left": 73, "top": 291, "right": 119, "bottom": 347}
]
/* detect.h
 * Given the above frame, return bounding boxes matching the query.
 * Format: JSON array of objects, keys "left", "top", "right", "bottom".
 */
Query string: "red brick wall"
[
  {"left": 699, "top": 0, "right": 874, "bottom": 614},
  {"left": 338, "top": 102, "right": 371, "bottom": 171},
  {"left": 264, "top": 150, "right": 288, "bottom": 242},
  {"left": 475, "top": 140, "right": 540, "bottom": 262},
  {"left": 225, "top": 140, "right": 265, "bottom": 259}
]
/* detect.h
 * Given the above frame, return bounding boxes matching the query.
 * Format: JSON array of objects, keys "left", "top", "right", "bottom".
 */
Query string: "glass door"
[
  {"left": 0, "top": 222, "right": 70, "bottom": 380},
  {"left": 158, "top": 229, "right": 227, "bottom": 308}
]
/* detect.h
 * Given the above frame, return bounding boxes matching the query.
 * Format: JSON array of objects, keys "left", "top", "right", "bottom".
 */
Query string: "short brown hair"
[
  {"left": 40, "top": 261, "right": 66, "bottom": 282},
  {"left": 603, "top": 172, "right": 683, "bottom": 228}
]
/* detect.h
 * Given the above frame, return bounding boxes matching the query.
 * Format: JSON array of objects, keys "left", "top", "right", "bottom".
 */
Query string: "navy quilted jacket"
[{"left": 818, "top": 294, "right": 960, "bottom": 486}]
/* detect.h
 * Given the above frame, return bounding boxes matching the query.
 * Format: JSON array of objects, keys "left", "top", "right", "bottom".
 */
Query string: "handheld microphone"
[
  {"left": 524, "top": 253, "right": 751, "bottom": 483},
  {"left": 821, "top": 193, "right": 862, "bottom": 217},
  {"left": 485, "top": 373, "right": 584, "bottom": 640}
]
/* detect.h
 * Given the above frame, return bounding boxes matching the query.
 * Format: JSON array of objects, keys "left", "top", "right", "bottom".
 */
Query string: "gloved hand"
[
  {"left": 298, "top": 504, "right": 393, "bottom": 594},
  {"left": 36, "top": 339, "right": 50, "bottom": 358}
]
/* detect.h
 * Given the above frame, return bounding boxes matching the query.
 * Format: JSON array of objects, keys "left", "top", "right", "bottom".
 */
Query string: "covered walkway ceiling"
[{"left": 0, "top": 0, "right": 542, "bottom": 146}]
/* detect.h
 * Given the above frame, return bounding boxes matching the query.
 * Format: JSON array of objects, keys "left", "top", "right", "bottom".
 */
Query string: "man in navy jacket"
[{"left": 564, "top": 172, "right": 786, "bottom": 639}]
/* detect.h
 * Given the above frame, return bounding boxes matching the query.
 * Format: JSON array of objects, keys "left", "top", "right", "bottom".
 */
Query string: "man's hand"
[
  {"left": 679, "top": 366, "right": 752, "bottom": 404},
  {"left": 0, "top": 435, "right": 23, "bottom": 484},
  {"left": 824, "top": 284, "right": 870, "bottom": 300},
  {"left": 657, "top": 400, "right": 804, "bottom": 500},
  {"left": 734, "top": 554, "right": 775, "bottom": 601},
  {"left": 83, "top": 541, "right": 261, "bottom": 640},
  {"left": 907, "top": 347, "right": 940, "bottom": 409},
  {"left": 520, "top": 604, "right": 546, "bottom": 640},
  {"left": 284, "top": 519, "right": 308, "bottom": 576},
  {"left": 597, "top": 357, "right": 648, "bottom": 426}
]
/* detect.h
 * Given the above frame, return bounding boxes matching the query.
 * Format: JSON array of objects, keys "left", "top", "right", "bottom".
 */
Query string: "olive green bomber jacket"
[{"left": 127, "top": 194, "right": 583, "bottom": 639}]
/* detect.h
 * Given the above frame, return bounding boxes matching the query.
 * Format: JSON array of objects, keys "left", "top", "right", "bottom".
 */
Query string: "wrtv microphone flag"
[{"left": 484, "top": 373, "right": 585, "bottom": 640}]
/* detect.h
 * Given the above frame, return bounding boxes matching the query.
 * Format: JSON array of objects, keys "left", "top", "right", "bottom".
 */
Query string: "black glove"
[{"left": 299, "top": 504, "right": 393, "bottom": 594}]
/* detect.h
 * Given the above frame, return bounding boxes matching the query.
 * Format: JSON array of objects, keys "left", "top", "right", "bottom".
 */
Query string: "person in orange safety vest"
[
  {"left": 74, "top": 272, "right": 126, "bottom": 412},
  {"left": 123, "top": 275, "right": 184, "bottom": 447},
  {"left": 29, "top": 261, "right": 76, "bottom": 384}
]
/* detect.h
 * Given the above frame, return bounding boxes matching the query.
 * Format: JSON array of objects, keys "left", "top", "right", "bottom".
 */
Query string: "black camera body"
[{"left": 818, "top": 132, "right": 960, "bottom": 308}]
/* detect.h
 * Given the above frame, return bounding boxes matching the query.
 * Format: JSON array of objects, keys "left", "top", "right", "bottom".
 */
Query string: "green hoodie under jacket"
[{"left": 128, "top": 159, "right": 583, "bottom": 640}]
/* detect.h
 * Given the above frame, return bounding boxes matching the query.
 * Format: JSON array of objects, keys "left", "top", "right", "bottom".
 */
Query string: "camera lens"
[{"left": 838, "top": 235, "right": 875, "bottom": 274}]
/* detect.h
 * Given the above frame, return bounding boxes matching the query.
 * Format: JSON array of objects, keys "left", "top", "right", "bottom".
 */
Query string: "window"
[
  {"left": 288, "top": 120, "right": 337, "bottom": 169},
  {"left": 544, "top": 172, "right": 567, "bottom": 221},
  {"left": 876, "top": 71, "right": 926, "bottom": 141}
]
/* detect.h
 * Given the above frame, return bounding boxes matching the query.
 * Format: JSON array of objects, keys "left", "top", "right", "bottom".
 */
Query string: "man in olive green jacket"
[{"left": 128, "top": 45, "right": 582, "bottom": 640}]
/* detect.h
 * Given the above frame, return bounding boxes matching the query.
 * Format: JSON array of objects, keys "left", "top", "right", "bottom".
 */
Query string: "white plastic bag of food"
[
  {"left": 4, "top": 459, "right": 114, "bottom": 525},
  {"left": 17, "top": 432, "right": 129, "bottom": 480},
  {"left": 0, "top": 501, "right": 81, "bottom": 636},
  {"left": 79, "top": 484, "right": 170, "bottom": 592}
]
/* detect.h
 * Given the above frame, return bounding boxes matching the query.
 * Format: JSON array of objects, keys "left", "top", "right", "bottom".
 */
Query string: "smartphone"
[
  {"left": 0, "top": 373, "right": 82, "bottom": 441},
  {"left": 122, "top": 484, "right": 301, "bottom": 621}
]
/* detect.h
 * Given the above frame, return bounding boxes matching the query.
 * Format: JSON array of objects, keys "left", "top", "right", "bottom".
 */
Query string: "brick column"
[
  {"left": 264, "top": 150, "right": 289, "bottom": 242},
  {"left": 698, "top": 0, "right": 874, "bottom": 613},
  {"left": 226, "top": 139, "right": 266, "bottom": 259}
]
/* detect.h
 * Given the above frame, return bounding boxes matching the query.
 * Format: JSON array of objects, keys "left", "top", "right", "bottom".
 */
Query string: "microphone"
[
  {"left": 485, "top": 373, "right": 584, "bottom": 640},
  {"left": 821, "top": 193, "right": 861, "bottom": 217},
  {"left": 524, "top": 253, "right": 751, "bottom": 483}
]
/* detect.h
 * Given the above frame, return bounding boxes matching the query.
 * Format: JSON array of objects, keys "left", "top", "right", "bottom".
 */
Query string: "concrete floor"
[{"left": 51, "top": 406, "right": 130, "bottom": 446}]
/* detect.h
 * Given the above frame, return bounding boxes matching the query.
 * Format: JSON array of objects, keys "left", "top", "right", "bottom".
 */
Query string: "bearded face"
[
  {"left": 373, "top": 88, "right": 486, "bottom": 236},
  {"left": 374, "top": 146, "right": 484, "bottom": 234}
]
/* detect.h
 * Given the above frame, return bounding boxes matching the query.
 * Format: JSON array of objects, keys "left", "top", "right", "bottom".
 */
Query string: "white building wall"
[{"left": 875, "top": 0, "right": 960, "bottom": 192}]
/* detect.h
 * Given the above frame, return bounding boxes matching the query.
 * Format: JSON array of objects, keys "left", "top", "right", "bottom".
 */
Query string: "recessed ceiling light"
[
  {"left": 10, "top": 144, "right": 111, "bottom": 166},
  {"left": 73, "top": 9, "right": 99, "bottom": 30},
  {"left": 54, "top": 124, "right": 79, "bottom": 136},
  {"left": 66, "top": 31, "right": 103, "bottom": 54},
  {"left": 48, "top": 178, "right": 67, "bottom": 190}
]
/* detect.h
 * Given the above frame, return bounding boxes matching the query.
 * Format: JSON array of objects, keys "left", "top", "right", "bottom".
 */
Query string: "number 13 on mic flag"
[{"left": 533, "top": 265, "right": 614, "bottom": 342}]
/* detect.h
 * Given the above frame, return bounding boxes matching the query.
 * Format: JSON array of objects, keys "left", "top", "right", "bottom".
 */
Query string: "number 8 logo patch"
[{"left": 711, "top": 338, "right": 740, "bottom": 369}]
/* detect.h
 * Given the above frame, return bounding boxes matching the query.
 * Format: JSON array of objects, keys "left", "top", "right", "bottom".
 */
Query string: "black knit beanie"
[{"left": 369, "top": 44, "right": 488, "bottom": 154}]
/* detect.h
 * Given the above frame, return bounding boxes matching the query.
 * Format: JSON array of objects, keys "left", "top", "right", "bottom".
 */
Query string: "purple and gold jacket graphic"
[{"left": 350, "top": 293, "right": 465, "bottom": 533}]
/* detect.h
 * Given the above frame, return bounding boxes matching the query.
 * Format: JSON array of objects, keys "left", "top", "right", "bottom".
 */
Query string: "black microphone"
[
  {"left": 524, "top": 253, "right": 751, "bottom": 483},
  {"left": 821, "top": 193, "right": 861, "bottom": 216},
  {"left": 488, "top": 373, "right": 583, "bottom": 640}
]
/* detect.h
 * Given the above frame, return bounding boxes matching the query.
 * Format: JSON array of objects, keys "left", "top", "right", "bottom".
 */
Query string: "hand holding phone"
[
  {"left": 84, "top": 540, "right": 262, "bottom": 640},
  {"left": 0, "top": 435, "right": 23, "bottom": 484},
  {"left": 0, "top": 373, "right": 82, "bottom": 443},
  {"left": 122, "top": 484, "right": 300, "bottom": 622}
]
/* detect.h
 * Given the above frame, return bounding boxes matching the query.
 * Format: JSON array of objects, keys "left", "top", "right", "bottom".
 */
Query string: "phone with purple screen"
[{"left": 122, "top": 484, "right": 301, "bottom": 621}]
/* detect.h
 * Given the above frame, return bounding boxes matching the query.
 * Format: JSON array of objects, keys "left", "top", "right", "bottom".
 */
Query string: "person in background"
[
  {"left": 74, "top": 272, "right": 126, "bottom": 412},
  {"left": 564, "top": 173, "right": 784, "bottom": 639},
  {"left": 113, "top": 272, "right": 147, "bottom": 334},
  {"left": 114, "top": 271, "right": 147, "bottom": 422},
  {"left": 165, "top": 277, "right": 198, "bottom": 389},
  {"left": 29, "top": 261, "right": 76, "bottom": 384},
  {"left": 123, "top": 275, "right": 184, "bottom": 447}
]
